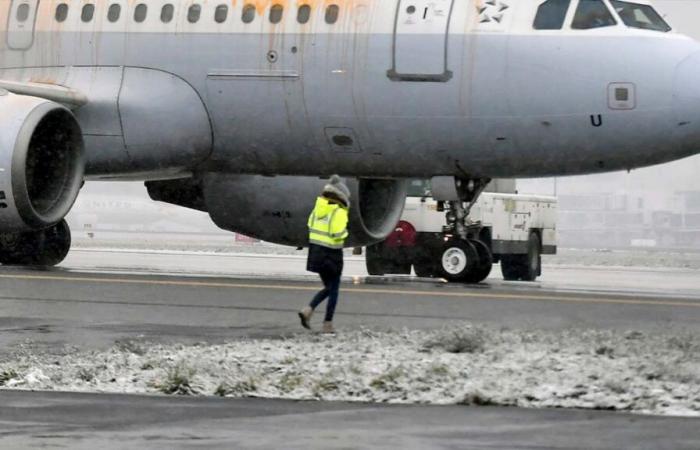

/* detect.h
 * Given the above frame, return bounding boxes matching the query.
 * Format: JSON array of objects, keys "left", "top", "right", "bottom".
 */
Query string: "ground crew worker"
[{"left": 298, "top": 175, "right": 351, "bottom": 334}]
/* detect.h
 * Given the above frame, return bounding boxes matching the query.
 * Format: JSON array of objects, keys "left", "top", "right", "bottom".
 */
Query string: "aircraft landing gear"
[
  {"left": 0, "top": 219, "right": 72, "bottom": 267},
  {"left": 438, "top": 237, "right": 493, "bottom": 283},
  {"left": 435, "top": 177, "right": 494, "bottom": 284}
]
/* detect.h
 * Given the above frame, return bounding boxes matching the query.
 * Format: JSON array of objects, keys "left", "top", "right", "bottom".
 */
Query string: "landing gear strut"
[
  {"left": 0, "top": 219, "right": 72, "bottom": 267},
  {"left": 436, "top": 177, "right": 493, "bottom": 284}
]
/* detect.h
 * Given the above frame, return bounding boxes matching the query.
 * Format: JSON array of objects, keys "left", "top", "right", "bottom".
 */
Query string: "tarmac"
[{"left": 0, "top": 247, "right": 698, "bottom": 448}]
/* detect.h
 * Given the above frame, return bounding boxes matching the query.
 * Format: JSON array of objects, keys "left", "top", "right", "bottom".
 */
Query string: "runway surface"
[
  {"left": 0, "top": 391, "right": 698, "bottom": 450},
  {"left": 0, "top": 248, "right": 699, "bottom": 448}
]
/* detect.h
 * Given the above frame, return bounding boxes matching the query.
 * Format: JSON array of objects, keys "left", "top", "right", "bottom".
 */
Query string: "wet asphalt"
[{"left": 0, "top": 248, "right": 698, "bottom": 448}]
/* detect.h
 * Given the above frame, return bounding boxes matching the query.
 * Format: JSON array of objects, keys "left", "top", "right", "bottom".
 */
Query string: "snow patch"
[{"left": 1, "top": 326, "right": 698, "bottom": 416}]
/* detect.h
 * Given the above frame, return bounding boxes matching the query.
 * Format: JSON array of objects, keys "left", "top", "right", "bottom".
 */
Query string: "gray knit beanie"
[{"left": 322, "top": 175, "right": 351, "bottom": 207}]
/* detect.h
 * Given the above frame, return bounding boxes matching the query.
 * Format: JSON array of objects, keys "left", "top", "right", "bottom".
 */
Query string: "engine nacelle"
[
  {"left": 0, "top": 91, "right": 85, "bottom": 231},
  {"left": 202, "top": 175, "right": 409, "bottom": 247}
]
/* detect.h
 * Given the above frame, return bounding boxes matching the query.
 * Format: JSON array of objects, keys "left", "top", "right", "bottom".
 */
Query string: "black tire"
[
  {"left": 36, "top": 220, "right": 72, "bottom": 266},
  {"left": 394, "top": 261, "right": 412, "bottom": 275},
  {"left": 500, "top": 232, "right": 541, "bottom": 282},
  {"left": 366, "top": 244, "right": 411, "bottom": 275},
  {"left": 414, "top": 261, "right": 435, "bottom": 278},
  {"left": 365, "top": 244, "right": 386, "bottom": 276},
  {"left": 0, "top": 220, "right": 72, "bottom": 267},
  {"left": 464, "top": 239, "right": 493, "bottom": 284},
  {"left": 438, "top": 239, "right": 478, "bottom": 282},
  {"left": 0, "top": 231, "right": 42, "bottom": 265},
  {"left": 522, "top": 232, "right": 541, "bottom": 281},
  {"left": 500, "top": 255, "right": 522, "bottom": 281}
]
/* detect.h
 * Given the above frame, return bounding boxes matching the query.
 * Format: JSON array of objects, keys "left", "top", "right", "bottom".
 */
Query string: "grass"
[
  {"left": 423, "top": 328, "right": 486, "bottom": 354},
  {"left": 369, "top": 367, "right": 405, "bottom": 392},
  {"left": 427, "top": 363, "right": 450, "bottom": 377},
  {"left": 77, "top": 367, "right": 95, "bottom": 382},
  {"left": 156, "top": 362, "right": 197, "bottom": 395},
  {"left": 278, "top": 372, "right": 303, "bottom": 393},
  {"left": 215, "top": 378, "right": 257, "bottom": 397},
  {"left": 460, "top": 391, "right": 499, "bottom": 406},
  {"left": 115, "top": 339, "right": 147, "bottom": 356},
  {"left": 0, "top": 369, "right": 18, "bottom": 386}
]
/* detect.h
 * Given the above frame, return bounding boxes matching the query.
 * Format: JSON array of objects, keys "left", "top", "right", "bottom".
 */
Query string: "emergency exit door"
[
  {"left": 388, "top": 0, "right": 454, "bottom": 82},
  {"left": 7, "top": 0, "right": 40, "bottom": 50}
]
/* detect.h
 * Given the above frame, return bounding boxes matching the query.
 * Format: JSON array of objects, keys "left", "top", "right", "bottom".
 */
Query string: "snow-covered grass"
[{"left": 1, "top": 325, "right": 699, "bottom": 416}]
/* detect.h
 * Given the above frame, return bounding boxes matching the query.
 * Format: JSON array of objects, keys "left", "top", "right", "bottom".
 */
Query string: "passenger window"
[
  {"left": 571, "top": 0, "right": 616, "bottom": 29},
  {"left": 188, "top": 4, "right": 201, "bottom": 23},
  {"left": 297, "top": 4, "right": 311, "bottom": 24},
  {"left": 610, "top": 0, "right": 671, "bottom": 32},
  {"left": 325, "top": 4, "right": 339, "bottom": 24},
  {"left": 242, "top": 4, "right": 256, "bottom": 23},
  {"left": 134, "top": 3, "right": 148, "bottom": 23},
  {"left": 16, "top": 3, "right": 30, "bottom": 22},
  {"left": 108, "top": 4, "right": 121, "bottom": 23},
  {"left": 215, "top": 5, "right": 228, "bottom": 23},
  {"left": 161, "top": 4, "right": 174, "bottom": 23},
  {"left": 270, "top": 4, "right": 283, "bottom": 24},
  {"left": 81, "top": 4, "right": 95, "bottom": 22},
  {"left": 55, "top": 3, "right": 68, "bottom": 22},
  {"left": 533, "top": 0, "right": 571, "bottom": 30}
]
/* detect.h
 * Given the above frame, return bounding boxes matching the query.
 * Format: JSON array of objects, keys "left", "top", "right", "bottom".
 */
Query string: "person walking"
[{"left": 298, "top": 175, "right": 350, "bottom": 334}]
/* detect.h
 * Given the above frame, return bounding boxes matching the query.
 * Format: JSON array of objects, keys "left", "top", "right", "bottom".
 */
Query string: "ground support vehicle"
[{"left": 366, "top": 185, "right": 557, "bottom": 283}]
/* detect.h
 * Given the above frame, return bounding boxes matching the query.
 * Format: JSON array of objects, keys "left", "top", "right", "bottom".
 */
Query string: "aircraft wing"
[{"left": 0, "top": 79, "right": 87, "bottom": 109}]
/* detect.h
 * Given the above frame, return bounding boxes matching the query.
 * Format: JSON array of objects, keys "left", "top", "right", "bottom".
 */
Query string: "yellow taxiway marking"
[{"left": 0, "top": 272, "right": 698, "bottom": 309}]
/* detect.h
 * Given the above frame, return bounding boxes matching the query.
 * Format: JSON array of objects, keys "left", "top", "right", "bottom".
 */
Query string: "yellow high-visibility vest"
[{"left": 308, "top": 197, "right": 349, "bottom": 249}]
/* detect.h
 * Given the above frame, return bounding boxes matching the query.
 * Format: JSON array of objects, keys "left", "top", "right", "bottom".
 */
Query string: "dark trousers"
[{"left": 309, "top": 269, "right": 341, "bottom": 322}]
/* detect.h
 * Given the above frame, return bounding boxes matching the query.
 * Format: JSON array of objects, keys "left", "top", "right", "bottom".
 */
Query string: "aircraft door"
[
  {"left": 389, "top": 0, "right": 454, "bottom": 82},
  {"left": 7, "top": 0, "right": 39, "bottom": 50}
]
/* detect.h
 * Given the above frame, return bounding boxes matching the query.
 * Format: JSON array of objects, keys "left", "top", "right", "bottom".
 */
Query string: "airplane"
[{"left": 0, "top": 0, "right": 699, "bottom": 267}]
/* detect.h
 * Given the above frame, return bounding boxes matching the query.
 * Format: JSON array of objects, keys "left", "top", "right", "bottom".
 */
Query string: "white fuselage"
[{"left": 1, "top": 0, "right": 700, "bottom": 180}]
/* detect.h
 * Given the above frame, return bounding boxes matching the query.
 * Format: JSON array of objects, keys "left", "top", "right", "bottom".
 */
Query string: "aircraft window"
[
  {"left": 188, "top": 4, "right": 201, "bottom": 23},
  {"left": 108, "top": 4, "right": 121, "bottom": 22},
  {"left": 533, "top": 0, "right": 571, "bottom": 30},
  {"left": 571, "top": 0, "right": 617, "bottom": 29},
  {"left": 325, "top": 5, "right": 339, "bottom": 24},
  {"left": 81, "top": 4, "right": 95, "bottom": 22},
  {"left": 55, "top": 3, "right": 68, "bottom": 22},
  {"left": 161, "top": 4, "right": 174, "bottom": 23},
  {"left": 270, "top": 4, "right": 284, "bottom": 24},
  {"left": 134, "top": 3, "right": 148, "bottom": 23},
  {"left": 242, "top": 4, "right": 256, "bottom": 23},
  {"left": 610, "top": 1, "right": 671, "bottom": 32},
  {"left": 16, "top": 3, "right": 30, "bottom": 22},
  {"left": 215, "top": 5, "right": 228, "bottom": 23},
  {"left": 297, "top": 5, "right": 311, "bottom": 24}
]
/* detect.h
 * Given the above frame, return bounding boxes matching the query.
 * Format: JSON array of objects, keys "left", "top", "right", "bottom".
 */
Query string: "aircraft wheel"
[
  {"left": 438, "top": 238, "right": 478, "bottom": 282},
  {"left": 36, "top": 220, "right": 72, "bottom": 266},
  {"left": 0, "top": 220, "right": 71, "bottom": 267},
  {"left": 0, "top": 231, "right": 42, "bottom": 265},
  {"left": 464, "top": 239, "right": 493, "bottom": 284}
]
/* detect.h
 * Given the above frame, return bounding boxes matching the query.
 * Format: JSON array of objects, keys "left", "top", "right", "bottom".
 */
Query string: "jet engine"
[
  {"left": 0, "top": 91, "right": 85, "bottom": 265},
  {"left": 201, "top": 175, "right": 409, "bottom": 247}
]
